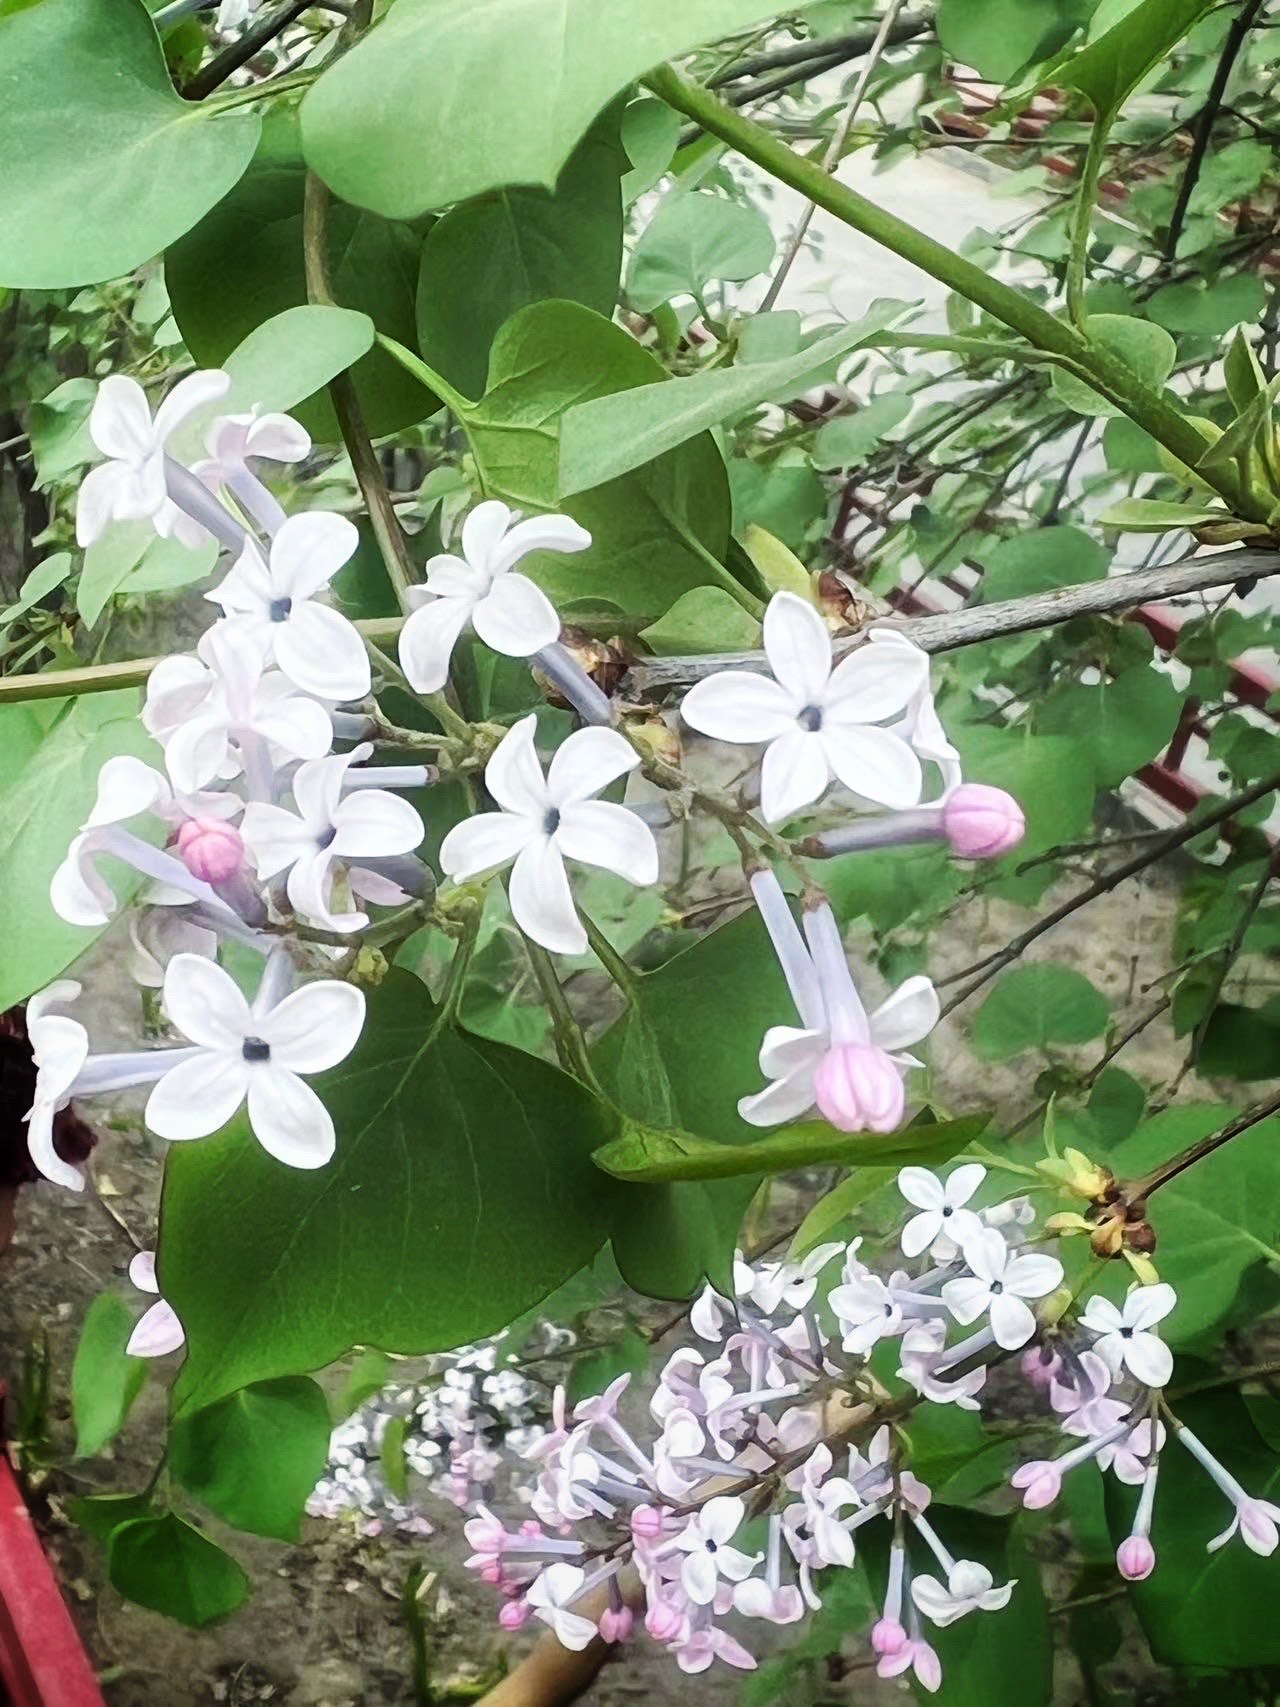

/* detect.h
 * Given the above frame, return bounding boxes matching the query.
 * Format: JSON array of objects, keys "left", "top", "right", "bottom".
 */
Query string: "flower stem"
[
  {"left": 524, "top": 938, "right": 606, "bottom": 1095},
  {"left": 582, "top": 912, "right": 637, "bottom": 1004}
]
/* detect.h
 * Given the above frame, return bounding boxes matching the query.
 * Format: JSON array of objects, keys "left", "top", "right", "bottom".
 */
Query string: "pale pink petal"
[
  {"left": 128, "top": 1250, "right": 159, "bottom": 1294},
  {"left": 127, "top": 1298, "right": 186, "bottom": 1358},
  {"left": 243, "top": 411, "right": 310, "bottom": 462},
  {"left": 151, "top": 369, "right": 231, "bottom": 444}
]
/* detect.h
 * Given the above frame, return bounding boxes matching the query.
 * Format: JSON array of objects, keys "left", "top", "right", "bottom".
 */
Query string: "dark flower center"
[
  {"left": 990, "top": 1281, "right": 1004, "bottom": 1295},
  {"left": 242, "top": 1037, "right": 272, "bottom": 1063},
  {"left": 543, "top": 807, "right": 561, "bottom": 836},
  {"left": 316, "top": 824, "right": 337, "bottom": 851},
  {"left": 797, "top": 704, "right": 823, "bottom": 733},
  {"left": 269, "top": 596, "right": 293, "bottom": 623}
]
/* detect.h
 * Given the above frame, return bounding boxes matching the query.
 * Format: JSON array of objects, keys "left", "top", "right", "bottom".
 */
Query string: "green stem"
[
  {"left": 1066, "top": 118, "right": 1110, "bottom": 328},
  {"left": 524, "top": 939, "right": 605, "bottom": 1093},
  {"left": 644, "top": 63, "right": 1260, "bottom": 521},
  {"left": 204, "top": 68, "right": 317, "bottom": 109},
  {"left": 582, "top": 913, "right": 638, "bottom": 1003},
  {"left": 438, "top": 908, "right": 482, "bottom": 1025}
]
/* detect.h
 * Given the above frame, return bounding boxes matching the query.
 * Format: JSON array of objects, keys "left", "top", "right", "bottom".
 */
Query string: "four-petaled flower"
[
  {"left": 675, "top": 1495, "right": 761, "bottom": 1604},
  {"left": 1079, "top": 1283, "right": 1176, "bottom": 1389},
  {"left": 399, "top": 500, "right": 589, "bottom": 693},
  {"left": 194, "top": 407, "right": 310, "bottom": 494},
  {"left": 439, "top": 715, "right": 658, "bottom": 955},
  {"left": 897, "top": 1163, "right": 986, "bottom": 1260},
  {"left": 679, "top": 591, "right": 928, "bottom": 823},
  {"left": 941, "top": 1228, "right": 1063, "bottom": 1351},
  {"left": 911, "top": 1559, "right": 1014, "bottom": 1627},
  {"left": 145, "top": 954, "right": 365, "bottom": 1168},
  {"left": 525, "top": 1563, "right": 599, "bottom": 1650}
]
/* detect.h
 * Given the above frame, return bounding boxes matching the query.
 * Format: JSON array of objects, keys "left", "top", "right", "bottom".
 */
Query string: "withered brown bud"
[
  {"left": 624, "top": 707, "right": 682, "bottom": 769},
  {"left": 1124, "top": 1221, "right": 1158, "bottom": 1256},
  {"left": 1089, "top": 1211, "right": 1127, "bottom": 1259},
  {"left": 817, "top": 571, "right": 877, "bottom": 637},
  {"left": 535, "top": 627, "right": 628, "bottom": 708}
]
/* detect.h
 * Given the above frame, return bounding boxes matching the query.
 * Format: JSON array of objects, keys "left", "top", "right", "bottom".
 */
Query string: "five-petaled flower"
[{"left": 1079, "top": 1283, "right": 1176, "bottom": 1389}]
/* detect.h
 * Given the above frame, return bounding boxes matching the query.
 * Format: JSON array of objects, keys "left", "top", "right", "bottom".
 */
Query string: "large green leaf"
[
  {"left": 170, "top": 1378, "right": 332, "bottom": 1541},
  {"left": 977, "top": 523, "right": 1108, "bottom": 603},
  {"left": 0, "top": 693, "right": 161, "bottom": 1013},
  {"left": 417, "top": 110, "right": 627, "bottom": 401},
  {"left": 1054, "top": 0, "right": 1218, "bottom": 119},
  {"left": 160, "top": 971, "right": 625, "bottom": 1412},
  {"left": 558, "top": 301, "right": 909, "bottom": 494},
  {"left": 455, "top": 301, "right": 736, "bottom": 610},
  {"left": 109, "top": 1514, "right": 249, "bottom": 1629},
  {"left": 1038, "top": 665, "right": 1182, "bottom": 788},
  {"left": 0, "top": 0, "right": 259, "bottom": 287},
  {"left": 972, "top": 965, "right": 1110, "bottom": 1059},
  {"left": 625, "top": 190, "right": 775, "bottom": 313},
  {"left": 71, "top": 1292, "right": 148, "bottom": 1460},
  {"left": 300, "top": 0, "right": 782, "bottom": 219},
  {"left": 166, "top": 119, "right": 433, "bottom": 439},
  {"left": 937, "top": 0, "right": 1087, "bottom": 83}
]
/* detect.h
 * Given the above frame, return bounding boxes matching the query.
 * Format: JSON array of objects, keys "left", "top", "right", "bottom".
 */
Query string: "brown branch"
[
  {"left": 620, "top": 546, "right": 1280, "bottom": 697},
  {"left": 708, "top": 9, "right": 934, "bottom": 87},
  {"left": 183, "top": 0, "right": 315, "bottom": 99},
  {"left": 1131, "top": 1088, "right": 1280, "bottom": 1200}
]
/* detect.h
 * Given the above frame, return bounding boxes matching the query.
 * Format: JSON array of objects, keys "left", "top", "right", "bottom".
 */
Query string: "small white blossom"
[
  {"left": 897, "top": 1163, "right": 986, "bottom": 1260},
  {"left": 1079, "top": 1283, "right": 1177, "bottom": 1389},
  {"left": 526, "top": 1563, "right": 599, "bottom": 1650},
  {"left": 941, "top": 1228, "right": 1062, "bottom": 1351},
  {"left": 911, "top": 1559, "right": 1014, "bottom": 1628}
]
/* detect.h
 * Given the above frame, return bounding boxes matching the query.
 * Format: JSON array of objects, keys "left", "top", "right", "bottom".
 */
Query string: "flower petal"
[
  {"left": 89, "top": 375, "right": 155, "bottom": 461},
  {"left": 258, "top": 979, "right": 366, "bottom": 1073},
  {"left": 25, "top": 1105, "right": 85, "bottom": 1191},
  {"left": 1004, "top": 1252, "right": 1064, "bottom": 1300},
  {"left": 762, "top": 592, "right": 830, "bottom": 708},
  {"left": 151, "top": 369, "right": 231, "bottom": 445},
  {"left": 251, "top": 683, "right": 335, "bottom": 764},
  {"left": 76, "top": 461, "right": 124, "bottom": 546},
  {"left": 1125, "top": 1282, "right": 1177, "bottom": 1331},
  {"left": 243, "top": 411, "right": 310, "bottom": 463},
  {"left": 738, "top": 1065, "right": 819, "bottom": 1127},
  {"left": 268, "top": 511, "right": 359, "bottom": 601},
  {"left": 423, "top": 553, "right": 486, "bottom": 600},
  {"left": 163, "top": 953, "right": 253, "bottom": 1050},
  {"left": 869, "top": 976, "right": 940, "bottom": 1051},
  {"left": 897, "top": 1166, "right": 945, "bottom": 1211},
  {"left": 461, "top": 499, "right": 515, "bottom": 570},
  {"left": 943, "top": 1162, "right": 986, "bottom": 1209},
  {"left": 759, "top": 729, "right": 830, "bottom": 824},
  {"left": 990, "top": 1292, "right": 1037, "bottom": 1349},
  {"left": 129, "top": 1250, "right": 159, "bottom": 1293},
  {"left": 145, "top": 1049, "right": 249, "bottom": 1140},
  {"left": 485, "top": 715, "right": 550, "bottom": 817},
  {"left": 901, "top": 1209, "right": 942, "bottom": 1259},
  {"left": 940, "top": 1276, "right": 990, "bottom": 1325},
  {"left": 127, "top": 1299, "right": 186, "bottom": 1358},
  {"left": 246, "top": 1066, "right": 335, "bottom": 1169},
  {"left": 274, "top": 600, "right": 370, "bottom": 702},
  {"left": 820, "top": 724, "right": 922, "bottom": 810},
  {"left": 489, "top": 512, "right": 591, "bottom": 576},
  {"left": 546, "top": 725, "right": 639, "bottom": 806},
  {"left": 398, "top": 594, "right": 474, "bottom": 694},
  {"left": 439, "top": 811, "right": 537, "bottom": 882},
  {"left": 680, "top": 671, "right": 795, "bottom": 744},
  {"left": 823, "top": 638, "right": 929, "bottom": 722},
  {"left": 508, "top": 836, "right": 586, "bottom": 954},
  {"left": 333, "top": 789, "right": 424, "bottom": 860},
  {"left": 471, "top": 571, "right": 561, "bottom": 657},
  {"left": 554, "top": 800, "right": 658, "bottom": 886},
  {"left": 1124, "top": 1332, "right": 1172, "bottom": 1389}
]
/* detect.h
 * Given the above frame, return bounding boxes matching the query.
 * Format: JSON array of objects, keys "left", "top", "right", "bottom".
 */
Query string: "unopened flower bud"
[
  {"left": 498, "top": 1597, "right": 532, "bottom": 1630},
  {"left": 1010, "top": 1460, "right": 1061, "bottom": 1510},
  {"left": 814, "top": 1043, "right": 904, "bottom": 1134},
  {"left": 941, "top": 784, "right": 1025, "bottom": 859},
  {"left": 631, "top": 1504, "right": 667, "bottom": 1543},
  {"left": 645, "top": 1598, "right": 685, "bottom": 1643},
  {"left": 175, "top": 816, "right": 244, "bottom": 884},
  {"left": 1116, "top": 1536, "right": 1155, "bottom": 1580},
  {"left": 1020, "top": 1345, "right": 1063, "bottom": 1391},
  {"left": 599, "top": 1605, "right": 635, "bottom": 1643},
  {"left": 624, "top": 706, "right": 682, "bottom": 768},
  {"left": 1122, "top": 1248, "right": 1160, "bottom": 1285},
  {"left": 871, "top": 1617, "right": 907, "bottom": 1655},
  {"left": 1039, "top": 1285, "right": 1075, "bottom": 1328}
]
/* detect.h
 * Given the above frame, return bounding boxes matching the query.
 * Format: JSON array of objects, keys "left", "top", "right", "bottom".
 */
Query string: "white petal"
[
  {"left": 759, "top": 729, "right": 830, "bottom": 824},
  {"left": 163, "top": 717, "right": 233, "bottom": 795},
  {"left": 471, "top": 572, "right": 561, "bottom": 657},
  {"left": 485, "top": 715, "right": 549, "bottom": 817},
  {"left": 273, "top": 601, "right": 370, "bottom": 702},
  {"left": 76, "top": 462, "right": 124, "bottom": 546},
  {"left": 50, "top": 833, "right": 115, "bottom": 926},
  {"left": 680, "top": 671, "right": 796, "bottom": 743},
  {"left": 439, "top": 811, "right": 537, "bottom": 881},
  {"left": 682, "top": 1551, "right": 719, "bottom": 1607},
  {"left": 243, "top": 411, "right": 310, "bottom": 463},
  {"left": 819, "top": 725, "right": 922, "bottom": 809},
  {"left": 398, "top": 594, "right": 475, "bottom": 694},
  {"left": 546, "top": 725, "right": 638, "bottom": 806},
  {"left": 759, "top": 1025, "right": 827, "bottom": 1078},
  {"left": 910, "top": 1575, "right": 961, "bottom": 1627},
  {"left": 461, "top": 499, "right": 515, "bottom": 570},
  {"left": 489, "top": 512, "right": 591, "bottom": 576},
  {"left": 163, "top": 953, "right": 252, "bottom": 1050},
  {"left": 145, "top": 1049, "right": 249, "bottom": 1140},
  {"left": 423, "top": 553, "right": 486, "bottom": 599},
  {"left": 762, "top": 592, "right": 831, "bottom": 708},
  {"left": 241, "top": 802, "right": 313, "bottom": 880},
  {"left": 897, "top": 1167, "right": 946, "bottom": 1211},
  {"left": 1125, "top": 1283, "right": 1177, "bottom": 1331},
  {"left": 870, "top": 977, "right": 940, "bottom": 1051},
  {"left": 89, "top": 375, "right": 154, "bottom": 461},
  {"left": 128, "top": 1250, "right": 159, "bottom": 1293},
  {"left": 267, "top": 511, "right": 359, "bottom": 601},
  {"left": 86, "top": 755, "right": 168, "bottom": 828},
  {"left": 332, "top": 790, "right": 424, "bottom": 860},
  {"left": 126, "top": 1299, "right": 186, "bottom": 1358},
  {"left": 259, "top": 979, "right": 366, "bottom": 1073},
  {"left": 900, "top": 1210, "right": 943, "bottom": 1259},
  {"left": 1080, "top": 1296, "right": 1124, "bottom": 1337},
  {"left": 25, "top": 1105, "right": 85, "bottom": 1191},
  {"left": 554, "top": 801, "right": 658, "bottom": 886},
  {"left": 1004, "top": 1252, "right": 1064, "bottom": 1300},
  {"left": 251, "top": 685, "right": 334, "bottom": 764},
  {"left": 989, "top": 1291, "right": 1036, "bottom": 1350},
  {"left": 823, "top": 639, "right": 929, "bottom": 722},
  {"left": 962, "top": 1226, "right": 1008, "bottom": 1285},
  {"left": 291, "top": 753, "right": 346, "bottom": 831},
  {"left": 287, "top": 851, "right": 362, "bottom": 934},
  {"left": 738, "top": 1065, "right": 819, "bottom": 1127},
  {"left": 941, "top": 1276, "right": 991, "bottom": 1325},
  {"left": 508, "top": 836, "right": 585, "bottom": 955},
  {"left": 1124, "top": 1332, "right": 1172, "bottom": 1389},
  {"left": 943, "top": 1162, "right": 987, "bottom": 1209},
  {"left": 246, "top": 1067, "right": 335, "bottom": 1168},
  {"left": 702, "top": 1496, "right": 745, "bottom": 1543},
  {"left": 151, "top": 369, "right": 231, "bottom": 445}
]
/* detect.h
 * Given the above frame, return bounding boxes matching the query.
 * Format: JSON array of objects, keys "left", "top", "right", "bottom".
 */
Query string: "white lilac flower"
[
  {"left": 525, "top": 1563, "right": 599, "bottom": 1650},
  {"left": 398, "top": 500, "right": 589, "bottom": 693},
  {"left": 150, "top": 622, "right": 334, "bottom": 796},
  {"left": 208, "top": 511, "right": 370, "bottom": 702},
  {"left": 144, "top": 953, "right": 365, "bottom": 1168},
  {"left": 194, "top": 407, "right": 310, "bottom": 532},
  {"left": 1049, "top": 1349, "right": 1126, "bottom": 1440},
  {"left": 675, "top": 1496, "right": 760, "bottom": 1604},
  {"left": 739, "top": 1242, "right": 845, "bottom": 1316},
  {"left": 870, "top": 627, "right": 962, "bottom": 799},
  {"left": 897, "top": 1163, "right": 986, "bottom": 1260},
  {"left": 679, "top": 591, "right": 927, "bottom": 823},
  {"left": 1174, "top": 1424, "right": 1280, "bottom": 1555},
  {"left": 789, "top": 1444, "right": 862, "bottom": 1567},
  {"left": 76, "top": 370, "right": 231, "bottom": 548},
  {"left": 732, "top": 1517, "right": 804, "bottom": 1624},
  {"left": 241, "top": 748, "right": 424, "bottom": 934},
  {"left": 911, "top": 1556, "right": 1014, "bottom": 1628},
  {"left": 438, "top": 715, "right": 658, "bottom": 955},
  {"left": 941, "top": 1228, "right": 1063, "bottom": 1351},
  {"left": 1079, "top": 1283, "right": 1176, "bottom": 1389},
  {"left": 125, "top": 1251, "right": 186, "bottom": 1358},
  {"left": 897, "top": 1319, "right": 986, "bottom": 1411},
  {"left": 23, "top": 982, "right": 91, "bottom": 1191}
]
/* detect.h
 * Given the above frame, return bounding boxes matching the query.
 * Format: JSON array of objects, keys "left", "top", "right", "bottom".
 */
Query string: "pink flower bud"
[
  {"left": 645, "top": 1597, "right": 686, "bottom": 1644},
  {"left": 518, "top": 1520, "right": 544, "bottom": 1538},
  {"left": 871, "top": 1617, "right": 907, "bottom": 1655},
  {"left": 479, "top": 1560, "right": 505, "bottom": 1585},
  {"left": 814, "top": 1043, "right": 905, "bottom": 1134},
  {"left": 1010, "top": 1460, "right": 1062, "bottom": 1510},
  {"left": 942, "top": 784, "right": 1025, "bottom": 860},
  {"left": 1020, "top": 1346, "right": 1063, "bottom": 1391},
  {"left": 175, "top": 816, "right": 245, "bottom": 884},
  {"left": 1116, "top": 1536, "right": 1155, "bottom": 1580},
  {"left": 498, "top": 1598, "right": 531, "bottom": 1631},
  {"left": 599, "top": 1606, "right": 635, "bottom": 1643},
  {"left": 631, "top": 1504, "right": 667, "bottom": 1542}
]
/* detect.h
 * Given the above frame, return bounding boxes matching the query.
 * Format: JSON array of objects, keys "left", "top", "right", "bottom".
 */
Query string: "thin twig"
[
  {"left": 1164, "top": 0, "right": 1266, "bottom": 260},
  {"left": 183, "top": 0, "right": 314, "bottom": 99},
  {"left": 707, "top": 10, "right": 934, "bottom": 87},
  {"left": 1134, "top": 1088, "right": 1280, "bottom": 1198}
]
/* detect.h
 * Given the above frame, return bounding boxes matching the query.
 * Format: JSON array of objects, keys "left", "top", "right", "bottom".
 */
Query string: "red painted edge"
[{"left": 0, "top": 1391, "right": 105, "bottom": 1707}]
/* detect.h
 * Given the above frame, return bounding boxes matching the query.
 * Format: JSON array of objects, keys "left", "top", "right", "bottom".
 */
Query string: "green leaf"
[
  {"left": 1038, "top": 665, "right": 1182, "bottom": 788},
  {"left": 68, "top": 1493, "right": 154, "bottom": 1547},
  {"left": 947, "top": 724, "right": 1095, "bottom": 884},
  {"left": 1108, "top": 1104, "right": 1280, "bottom": 1342},
  {"left": 594, "top": 1112, "right": 987, "bottom": 1182},
  {"left": 639, "top": 588, "right": 761, "bottom": 655},
  {"left": 0, "top": 693, "right": 162, "bottom": 1013},
  {"left": 108, "top": 1514, "right": 249, "bottom": 1629},
  {"left": 1106, "top": 1391, "right": 1280, "bottom": 1666},
  {"left": 626, "top": 191, "right": 775, "bottom": 312},
  {"left": 972, "top": 965, "right": 1110, "bottom": 1059},
  {"left": 334, "top": 1347, "right": 392, "bottom": 1420},
  {"left": 78, "top": 526, "right": 217, "bottom": 629},
  {"left": 1198, "top": 1003, "right": 1280, "bottom": 1081},
  {"left": 621, "top": 96, "right": 682, "bottom": 203},
  {"left": 0, "top": 554, "right": 73, "bottom": 630},
  {"left": 1225, "top": 326, "right": 1268, "bottom": 414},
  {"left": 0, "top": 0, "right": 259, "bottom": 287},
  {"left": 1096, "top": 495, "right": 1224, "bottom": 531},
  {"left": 170, "top": 1378, "right": 332, "bottom": 1542},
  {"left": 301, "top": 0, "right": 780, "bottom": 219},
  {"left": 1086, "top": 1067, "right": 1146, "bottom": 1142},
  {"left": 903, "top": 1404, "right": 1014, "bottom": 1508},
  {"left": 452, "top": 301, "right": 735, "bottom": 611},
  {"left": 789, "top": 1169, "right": 897, "bottom": 1256},
  {"left": 566, "top": 1325, "right": 650, "bottom": 1405},
  {"left": 1051, "top": 315, "right": 1177, "bottom": 417},
  {"left": 1053, "top": 0, "right": 1218, "bottom": 120},
  {"left": 71, "top": 1292, "right": 148, "bottom": 1459},
  {"left": 978, "top": 523, "right": 1108, "bottom": 602},
  {"left": 811, "top": 389, "right": 914, "bottom": 470},
  {"left": 28, "top": 378, "right": 97, "bottom": 486},
  {"left": 161, "top": 971, "right": 625, "bottom": 1412},
  {"left": 417, "top": 109, "right": 626, "bottom": 401},
  {"left": 938, "top": 0, "right": 1087, "bottom": 84},
  {"left": 1146, "top": 275, "right": 1268, "bottom": 336},
  {"left": 381, "top": 1413, "right": 409, "bottom": 1502},
  {"left": 559, "top": 301, "right": 910, "bottom": 493},
  {"left": 166, "top": 118, "right": 422, "bottom": 439}
]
